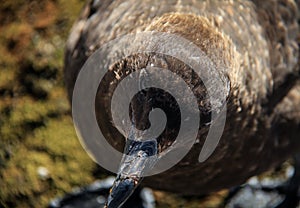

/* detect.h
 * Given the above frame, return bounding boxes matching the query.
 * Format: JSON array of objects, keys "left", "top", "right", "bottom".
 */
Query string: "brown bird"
[{"left": 64, "top": 0, "right": 300, "bottom": 207}]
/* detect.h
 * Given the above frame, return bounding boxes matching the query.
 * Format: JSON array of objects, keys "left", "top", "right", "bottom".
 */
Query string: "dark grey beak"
[
  {"left": 105, "top": 176, "right": 139, "bottom": 208},
  {"left": 105, "top": 131, "right": 159, "bottom": 208}
]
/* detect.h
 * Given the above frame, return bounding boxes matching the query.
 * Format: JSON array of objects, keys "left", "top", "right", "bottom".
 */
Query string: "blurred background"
[
  {"left": 0, "top": 1, "right": 293, "bottom": 208},
  {"left": 0, "top": 0, "right": 96, "bottom": 207}
]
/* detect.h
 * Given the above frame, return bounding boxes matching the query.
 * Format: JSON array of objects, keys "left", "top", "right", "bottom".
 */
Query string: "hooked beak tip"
[
  {"left": 105, "top": 177, "right": 140, "bottom": 208},
  {"left": 105, "top": 130, "right": 159, "bottom": 208}
]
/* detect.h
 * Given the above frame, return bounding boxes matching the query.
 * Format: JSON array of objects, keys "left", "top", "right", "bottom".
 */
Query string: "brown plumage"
[{"left": 64, "top": 0, "right": 300, "bottom": 196}]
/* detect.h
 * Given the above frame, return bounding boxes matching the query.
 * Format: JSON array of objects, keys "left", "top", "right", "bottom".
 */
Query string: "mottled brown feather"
[{"left": 64, "top": 0, "right": 300, "bottom": 195}]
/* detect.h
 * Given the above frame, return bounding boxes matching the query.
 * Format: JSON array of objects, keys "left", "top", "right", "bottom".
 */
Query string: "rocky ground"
[{"left": 0, "top": 1, "right": 296, "bottom": 208}]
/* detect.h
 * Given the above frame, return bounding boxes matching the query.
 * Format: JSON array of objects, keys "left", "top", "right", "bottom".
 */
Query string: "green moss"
[
  {"left": 0, "top": 68, "right": 15, "bottom": 90},
  {"left": 1, "top": 22, "right": 32, "bottom": 40},
  {"left": 1, "top": 116, "right": 95, "bottom": 208},
  {"left": 10, "top": 98, "right": 46, "bottom": 123},
  {"left": 0, "top": 44, "right": 18, "bottom": 67},
  {"left": 56, "top": 0, "right": 85, "bottom": 37},
  {"left": 0, "top": 1, "right": 95, "bottom": 207}
]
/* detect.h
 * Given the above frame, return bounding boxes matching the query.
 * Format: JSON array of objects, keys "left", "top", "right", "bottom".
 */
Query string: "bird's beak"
[
  {"left": 105, "top": 128, "right": 159, "bottom": 208},
  {"left": 105, "top": 175, "right": 139, "bottom": 208}
]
